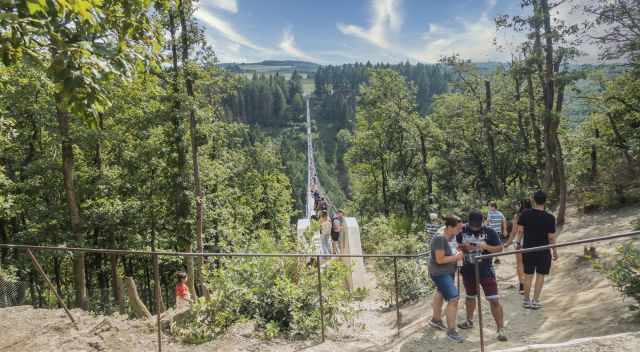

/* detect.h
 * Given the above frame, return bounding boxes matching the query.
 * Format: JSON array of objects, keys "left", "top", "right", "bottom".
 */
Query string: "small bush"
[
  {"left": 602, "top": 244, "right": 640, "bottom": 311},
  {"left": 172, "top": 236, "right": 354, "bottom": 343},
  {"left": 364, "top": 216, "right": 432, "bottom": 305},
  {"left": 0, "top": 265, "right": 17, "bottom": 282}
]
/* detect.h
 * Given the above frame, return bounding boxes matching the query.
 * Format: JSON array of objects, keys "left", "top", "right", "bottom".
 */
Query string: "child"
[{"left": 175, "top": 271, "right": 192, "bottom": 310}]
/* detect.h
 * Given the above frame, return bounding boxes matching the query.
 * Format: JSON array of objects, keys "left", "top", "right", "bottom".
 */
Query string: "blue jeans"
[
  {"left": 320, "top": 233, "right": 331, "bottom": 255},
  {"left": 430, "top": 273, "right": 459, "bottom": 301}
]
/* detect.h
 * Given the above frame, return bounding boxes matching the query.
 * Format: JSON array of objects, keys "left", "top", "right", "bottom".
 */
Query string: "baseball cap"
[{"left": 468, "top": 210, "right": 484, "bottom": 229}]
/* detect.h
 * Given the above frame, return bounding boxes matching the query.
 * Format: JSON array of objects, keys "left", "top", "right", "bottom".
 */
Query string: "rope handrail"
[{"left": 0, "top": 243, "right": 429, "bottom": 259}]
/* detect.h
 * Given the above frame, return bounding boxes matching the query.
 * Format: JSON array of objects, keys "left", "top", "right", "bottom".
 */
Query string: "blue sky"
[{"left": 195, "top": 0, "right": 593, "bottom": 64}]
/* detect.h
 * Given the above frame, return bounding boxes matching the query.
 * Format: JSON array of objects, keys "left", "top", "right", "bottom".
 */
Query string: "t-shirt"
[
  {"left": 176, "top": 282, "right": 189, "bottom": 299},
  {"left": 487, "top": 210, "right": 505, "bottom": 235},
  {"left": 518, "top": 208, "right": 556, "bottom": 249},
  {"left": 456, "top": 225, "right": 501, "bottom": 278},
  {"left": 425, "top": 223, "right": 441, "bottom": 239},
  {"left": 332, "top": 217, "right": 342, "bottom": 233},
  {"left": 429, "top": 235, "right": 457, "bottom": 276},
  {"left": 320, "top": 220, "right": 332, "bottom": 235}
]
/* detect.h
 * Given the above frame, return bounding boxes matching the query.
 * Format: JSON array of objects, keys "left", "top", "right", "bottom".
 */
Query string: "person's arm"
[
  {"left": 480, "top": 229, "right": 504, "bottom": 253},
  {"left": 504, "top": 215, "right": 517, "bottom": 247},
  {"left": 549, "top": 232, "right": 557, "bottom": 260},
  {"left": 434, "top": 249, "right": 463, "bottom": 264},
  {"left": 501, "top": 216, "right": 508, "bottom": 237},
  {"left": 479, "top": 241, "right": 504, "bottom": 253}
]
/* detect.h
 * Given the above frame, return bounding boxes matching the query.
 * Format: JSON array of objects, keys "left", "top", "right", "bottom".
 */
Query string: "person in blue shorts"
[{"left": 428, "top": 214, "right": 465, "bottom": 343}]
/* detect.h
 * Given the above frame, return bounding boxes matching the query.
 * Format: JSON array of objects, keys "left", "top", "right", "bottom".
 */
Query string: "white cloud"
[
  {"left": 279, "top": 28, "right": 320, "bottom": 62},
  {"left": 209, "top": 0, "right": 238, "bottom": 13},
  {"left": 194, "top": 7, "right": 266, "bottom": 52},
  {"left": 412, "top": 14, "right": 504, "bottom": 63},
  {"left": 337, "top": 0, "right": 402, "bottom": 49}
]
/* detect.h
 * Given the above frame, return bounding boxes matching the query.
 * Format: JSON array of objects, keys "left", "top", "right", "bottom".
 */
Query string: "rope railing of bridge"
[{"left": 305, "top": 97, "right": 337, "bottom": 219}]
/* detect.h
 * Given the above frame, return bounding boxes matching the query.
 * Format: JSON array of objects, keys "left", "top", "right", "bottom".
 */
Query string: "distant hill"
[{"left": 218, "top": 60, "right": 320, "bottom": 74}]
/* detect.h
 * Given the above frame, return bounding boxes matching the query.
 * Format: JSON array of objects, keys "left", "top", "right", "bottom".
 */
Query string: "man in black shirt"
[{"left": 516, "top": 190, "right": 557, "bottom": 310}]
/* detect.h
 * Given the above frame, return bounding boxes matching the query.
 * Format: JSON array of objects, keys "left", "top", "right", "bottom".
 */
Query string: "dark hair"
[
  {"left": 518, "top": 198, "right": 532, "bottom": 214},
  {"left": 468, "top": 210, "right": 484, "bottom": 228},
  {"left": 489, "top": 201, "right": 498, "bottom": 208},
  {"left": 533, "top": 190, "right": 547, "bottom": 205},
  {"left": 444, "top": 214, "right": 462, "bottom": 228},
  {"left": 311, "top": 215, "right": 319, "bottom": 221},
  {"left": 176, "top": 271, "right": 187, "bottom": 281}
]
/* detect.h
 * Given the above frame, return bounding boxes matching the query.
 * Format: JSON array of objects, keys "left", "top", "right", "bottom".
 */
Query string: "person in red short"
[
  {"left": 456, "top": 210, "right": 507, "bottom": 342},
  {"left": 175, "top": 271, "right": 192, "bottom": 310}
]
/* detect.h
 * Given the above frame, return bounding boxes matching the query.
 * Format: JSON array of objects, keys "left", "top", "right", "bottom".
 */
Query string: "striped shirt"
[
  {"left": 426, "top": 223, "right": 441, "bottom": 239},
  {"left": 487, "top": 210, "right": 505, "bottom": 235}
]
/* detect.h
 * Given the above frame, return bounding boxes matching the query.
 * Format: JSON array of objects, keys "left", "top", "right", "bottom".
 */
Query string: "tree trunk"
[
  {"left": 125, "top": 277, "right": 152, "bottom": 319},
  {"left": 178, "top": 0, "right": 207, "bottom": 298},
  {"left": 526, "top": 71, "right": 544, "bottom": 185},
  {"left": 591, "top": 128, "right": 598, "bottom": 181},
  {"left": 483, "top": 80, "right": 501, "bottom": 196},
  {"left": 418, "top": 132, "right": 433, "bottom": 208},
  {"left": 607, "top": 113, "right": 636, "bottom": 172},
  {"left": 554, "top": 80, "right": 568, "bottom": 225},
  {"left": 55, "top": 94, "right": 88, "bottom": 310},
  {"left": 169, "top": 8, "right": 197, "bottom": 300},
  {"left": 379, "top": 153, "right": 389, "bottom": 216},
  {"left": 539, "top": 0, "right": 559, "bottom": 205}
]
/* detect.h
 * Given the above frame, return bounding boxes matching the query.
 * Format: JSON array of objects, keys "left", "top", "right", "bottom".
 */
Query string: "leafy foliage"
[
  {"left": 362, "top": 216, "right": 431, "bottom": 305},
  {"left": 600, "top": 244, "right": 640, "bottom": 311},
  {"left": 172, "top": 237, "right": 354, "bottom": 343}
]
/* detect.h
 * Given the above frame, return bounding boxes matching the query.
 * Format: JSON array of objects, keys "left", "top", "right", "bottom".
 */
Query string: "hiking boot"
[
  {"left": 523, "top": 298, "right": 532, "bottom": 309},
  {"left": 457, "top": 320, "right": 474, "bottom": 330},
  {"left": 429, "top": 319, "right": 447, "bottom": 331},
  {"left": 447, "top": 329, "right": 465, "bottom": 343},
  {"left": 497, "top": 328, "right": 508, "bottom": 342},
  {"left": 531, "top": 300, "right": 543, "bottom": 310}
]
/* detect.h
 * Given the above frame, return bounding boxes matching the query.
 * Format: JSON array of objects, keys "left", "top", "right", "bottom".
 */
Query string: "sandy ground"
[{"left": 1, "top": 205, "right": 639, "bottom": 352}]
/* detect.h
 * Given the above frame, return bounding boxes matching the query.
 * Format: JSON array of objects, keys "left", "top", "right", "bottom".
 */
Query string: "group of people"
[
  {"left": 427, "top": 190, "right": 557, "bottom": 343},
  {"left": 313, "top": 209, "right": 344, "bottom": 255},
  {"left": 312, "top": 188, "right": 329, "bottom": 213}
]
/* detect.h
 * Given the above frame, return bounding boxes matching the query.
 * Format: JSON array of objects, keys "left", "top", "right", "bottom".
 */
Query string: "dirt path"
[{"left": 1, "top": 205, "right": 639, "bottom": 352}]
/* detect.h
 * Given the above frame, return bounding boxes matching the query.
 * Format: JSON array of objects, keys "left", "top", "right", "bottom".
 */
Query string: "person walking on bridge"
[
  {"left": 456, "top": 210, "right": 507, "bottom": 342},
  {"left": 429, "top": 215, "right": 465, "bottom": 343},
  {"left": 319, "top": 211, "right": 332, "bottom": 255},
  {"left": 517, "top": 190, "right": 557, "bottom": 310},
  {"left": 331, "top": 210, "right": 344, "bottom": 254}
]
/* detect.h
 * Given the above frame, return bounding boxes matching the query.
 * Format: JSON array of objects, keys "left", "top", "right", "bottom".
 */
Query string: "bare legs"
[{"left": 431, "top": 291, "right": 459, "bottom": 330}]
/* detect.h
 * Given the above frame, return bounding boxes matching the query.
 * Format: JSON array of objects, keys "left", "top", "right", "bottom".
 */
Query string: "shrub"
[
  {"left": 363, "top": 216, "right": 432, "bottom": 306},
  {"left": 602, "top": 244, "right": 640, "bottom": 311},
  {"left": 0, "top": 265, "right": 17, "bottom": 282},
  {"left": 172, "top": 236, "right": 354, "bottom": 343}
]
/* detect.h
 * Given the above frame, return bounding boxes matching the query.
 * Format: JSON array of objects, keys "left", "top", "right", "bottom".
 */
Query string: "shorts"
[
  {"left": 430, "top": 273, "right": 459, "bottom": 301},
  {"left": 462, "top": 273, "right": 499, "bottom": 300},
  {"left": 523, "top": 250, "right": 551, "bottom": 275},
  {"left": 331, "top": 231, "right": 340, "bottom": 241}
]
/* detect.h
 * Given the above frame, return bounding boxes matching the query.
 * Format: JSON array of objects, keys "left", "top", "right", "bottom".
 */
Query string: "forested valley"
[{"left": 1, "top": 0, "right": 639, "bottom": 346}]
